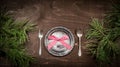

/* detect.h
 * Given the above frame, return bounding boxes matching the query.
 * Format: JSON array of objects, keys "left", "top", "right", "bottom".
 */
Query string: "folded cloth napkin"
[{"left": 47, "top": 32, "right": 71, "bottom": 50}]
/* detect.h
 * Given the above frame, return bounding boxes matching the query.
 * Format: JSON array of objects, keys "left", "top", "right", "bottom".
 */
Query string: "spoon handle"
[
  {"left": 39, "top": 38, "right": 42, "bottom": 55},
  {"left": 78, "top": 37, "right": 82, "bottom": 56}
]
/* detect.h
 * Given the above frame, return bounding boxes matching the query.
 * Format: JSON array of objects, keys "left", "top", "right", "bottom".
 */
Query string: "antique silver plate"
[{"left": 44, "top": 26, "right": 74, "bottom": 56}]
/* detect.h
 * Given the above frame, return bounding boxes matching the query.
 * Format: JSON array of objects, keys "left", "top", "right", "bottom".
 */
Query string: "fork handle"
[
  {"left": 78, "top": 37, "right": 82, "bottom": 56},
  {"left": 39, "top": 38, "right": 42, "bottom": 55}
]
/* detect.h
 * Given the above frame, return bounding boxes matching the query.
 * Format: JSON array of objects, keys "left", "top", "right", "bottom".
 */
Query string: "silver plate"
[{"left": 44, "top": 26, "right": 75, "bottom": 56}]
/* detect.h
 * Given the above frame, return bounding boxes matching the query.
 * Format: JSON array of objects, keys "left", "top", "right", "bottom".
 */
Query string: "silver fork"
[
  {"left": 38, "top": 29, "right": 43, "bottom": 56},
  {"left": 76, "top": 29, "right": 83, "bottom": 56}
]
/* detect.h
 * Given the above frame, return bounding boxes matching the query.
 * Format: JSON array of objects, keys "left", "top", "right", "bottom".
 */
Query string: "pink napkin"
[{"left": 47, "top": 35, "right": 71, "bottom": 50}]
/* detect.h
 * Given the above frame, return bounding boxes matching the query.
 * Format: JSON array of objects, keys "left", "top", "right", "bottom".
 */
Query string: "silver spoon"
[
  {"left": 38, "top": 29, "right": 43, "bottom": 56},
  {"left": 76, "top": 29, "right": 83, "bottom": 56}
]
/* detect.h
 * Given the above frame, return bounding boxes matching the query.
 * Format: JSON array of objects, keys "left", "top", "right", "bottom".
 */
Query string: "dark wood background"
[{"left": 1, "top": 0, "right": 120, "bottom": 67}]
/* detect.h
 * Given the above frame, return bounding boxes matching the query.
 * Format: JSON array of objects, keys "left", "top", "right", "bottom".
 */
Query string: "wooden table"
[{"left": 1, "top": 0, "right": 113, "bottom": 67}]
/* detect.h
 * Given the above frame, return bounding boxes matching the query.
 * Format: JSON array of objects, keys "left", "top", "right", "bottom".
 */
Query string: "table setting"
[{"left": 38, "top": 26, "right": 83, "bottom": 57}]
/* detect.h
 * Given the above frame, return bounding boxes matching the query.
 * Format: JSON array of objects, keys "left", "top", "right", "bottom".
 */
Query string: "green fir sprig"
[
  {"left": 0, "top": 7, "right": 36, "bottom": 67},
  {"left": 86, "top": 2, "right": 120, "bottom": 66}
]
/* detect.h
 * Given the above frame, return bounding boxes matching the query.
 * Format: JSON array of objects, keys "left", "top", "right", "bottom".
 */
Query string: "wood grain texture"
[{"left": 1, "top": 0, "right": 119, "bottom": 67}]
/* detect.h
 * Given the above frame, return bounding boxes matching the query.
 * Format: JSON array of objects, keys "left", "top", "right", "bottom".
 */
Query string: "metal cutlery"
[
  {"left": 38, "top": 29, "right": 43, "bottom": 56},
  {"left": 76, "top": 29, "right": 83, "bottom": 56}
]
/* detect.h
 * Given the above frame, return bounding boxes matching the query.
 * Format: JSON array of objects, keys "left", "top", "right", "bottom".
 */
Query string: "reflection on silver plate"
[{"left": 44, "top": 26, "right": 75, "bottom": 56}]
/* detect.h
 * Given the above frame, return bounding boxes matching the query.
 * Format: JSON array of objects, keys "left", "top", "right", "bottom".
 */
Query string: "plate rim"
[{"left": 44, "top": 26, "right": 75, "bottom": 56}]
